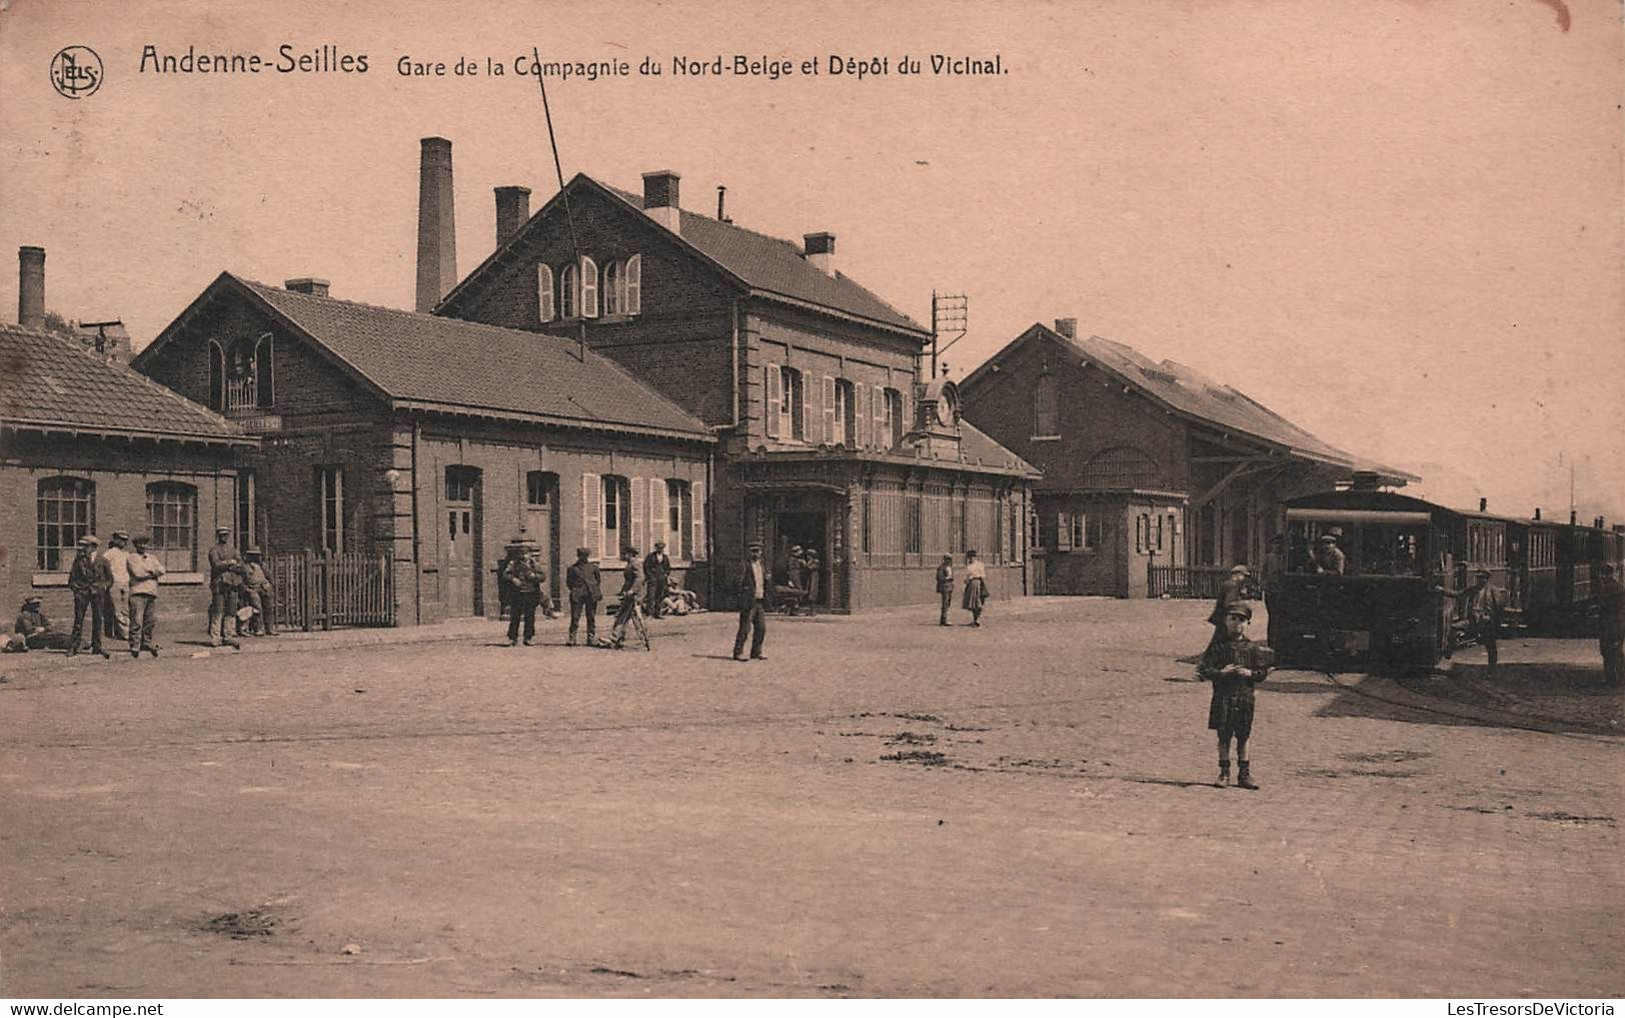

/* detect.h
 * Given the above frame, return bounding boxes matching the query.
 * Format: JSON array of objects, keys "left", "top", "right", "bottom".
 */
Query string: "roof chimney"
[
  {"left": 1479, "top": 497, "right": 1487, "bottom": 512},
  {"left": 716, "top": 185, "right": 730, "bottom": 223},
  {"left": 1351, "top": 470, "right": 1383, "bottom": 492},
  {"left": 415, "top": 137, "right": 457, "bottom": 313},
  {"left": 495, "top": 186, "right": 531, "bottom": 248},
  {"left": 1571, "top": 510, "right": 1578, "bottom": 525},
  {"left": 803, "top": 232, "right": 836, "bottom": 276},
  {"left": 1054, "top": 318, "right": 1077, "bottom": 339},
  {"left": 1534, "top": 507, "right": 1541, "bottom": 521},
  {"left": 18, "top": 246, "right": 45, "bottom": 330},
  {"left": 642, "top": 170, "right": 681, "bottom": 232},
  {"left": 285, "top": 278, "right": 330, "bottom": 297}
]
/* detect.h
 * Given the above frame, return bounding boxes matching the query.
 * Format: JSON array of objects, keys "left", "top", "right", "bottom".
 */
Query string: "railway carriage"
[{"left": 1276, "top": 489, "right": 1621, "bottom": 671}]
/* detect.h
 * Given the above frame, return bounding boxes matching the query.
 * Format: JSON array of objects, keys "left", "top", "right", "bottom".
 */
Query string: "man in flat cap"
[
  {"left": 733, "top": 539, "right": 770, "bottom": 662},
  {"left": 240, "top": 548, "right": 276, "bottom": 637},
  {"left": 608, "top": 546, "right": 646, "bottom": 649},
  {"left": 1206, "top": 564, "right": 1251, "bottom": 647},
  {"left": 206, "top": 526, "right": 243, "bottom": 649},
  {"left": 565, "top": 547, "right": 603, "bottom": 647},
  {"left": 99, "top": 530, "right": 132, "bottom": 641},
  {"left": 1313, "top": 530, "right": 1346, "bottom": 576},
  {"left": 7, "top": 596, "right": 73, "bottom": 653},
  {"left": 643, "top": 541, "right": 672, "bottom": 619},
  {"left": 125, "top": 535, "right": 166, "bottom": 658},
  {"left": 67, "top": 535, "right": 110, "bottom": 658}
]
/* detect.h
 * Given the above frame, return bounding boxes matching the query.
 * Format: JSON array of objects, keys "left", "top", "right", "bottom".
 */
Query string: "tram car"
[{"left": 1274, "top": 489, "right": 1623, "bottom": 671}]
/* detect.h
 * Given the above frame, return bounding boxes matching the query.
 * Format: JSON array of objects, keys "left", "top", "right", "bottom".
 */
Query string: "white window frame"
[{"left": 538, "top": 263, "right": 555, "bottom": 322}]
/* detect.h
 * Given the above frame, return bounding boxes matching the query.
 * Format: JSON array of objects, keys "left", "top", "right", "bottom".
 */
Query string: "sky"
[{"left": 2, "top": 0, "right": 1621, "bottom": 522}]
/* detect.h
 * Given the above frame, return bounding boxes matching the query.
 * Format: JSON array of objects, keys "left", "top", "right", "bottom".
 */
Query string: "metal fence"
[
  {"left": 269, "top": 550, "right": 394, "bottom": 630},
  {"left": 1148, "top": 563, "right": 1250, "bottom": 600}
]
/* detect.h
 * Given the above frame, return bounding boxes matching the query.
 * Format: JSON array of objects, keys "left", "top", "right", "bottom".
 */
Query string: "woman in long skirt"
[{"left": 961, "top": 549, "right": 988, "bottom": 626}]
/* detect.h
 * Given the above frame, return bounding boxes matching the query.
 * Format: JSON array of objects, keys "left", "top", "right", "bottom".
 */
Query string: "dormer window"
[
  {"left": 555, "top": 256, "right": 599, "bottom": 320},
  {"left": 600, "top": 255, "right": 643, "bottom": 318},
  {"left": 210, "top": 334, "right": 273, "bottom": 412}
]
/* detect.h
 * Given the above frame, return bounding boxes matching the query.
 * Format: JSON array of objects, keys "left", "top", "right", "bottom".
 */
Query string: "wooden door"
[
  {"left": 444, "top": 466, "right": 481, "bottom": 616},
  {"left": 525, "top": 471, "right": 559, "bottom": 603}
]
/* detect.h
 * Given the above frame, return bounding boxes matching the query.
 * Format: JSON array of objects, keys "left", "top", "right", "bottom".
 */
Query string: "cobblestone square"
[{"left": 2, "top": 599, "right": 1619, "bottom": 997}]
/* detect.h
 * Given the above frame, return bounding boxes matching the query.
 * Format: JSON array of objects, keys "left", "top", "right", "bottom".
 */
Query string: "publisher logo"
[{"left": 51, "top": 45, "right": 103, "bottom": 99}]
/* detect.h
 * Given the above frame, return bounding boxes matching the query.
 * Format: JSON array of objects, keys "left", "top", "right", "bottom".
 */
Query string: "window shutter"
[
  {"left": 764, "top": 365, "right": 780, "bottom": 438},
  {"left": 650, "top": 479, "right": 668, "bottom": 557},
  {"left": 873, "top": 386, "right": 886, "bottom": 448},
  {"left": 538, "top": 263, "right": 555, "bottom": 322},
  {"left": 582, "top": 472, "right": 601, "bottom": 560},
  {"left": 822, "top": 376, "right": 836, "bottom": 444},
  {"left": 1057, "top": 512, "right": 1072, "bottom": 551},
  {"left": 580, "top": 256, "right": 599, "bottom": 318},
  {"left": 799, "top": 373, "right": 811, "bottom": 443},
  {"left": 778, "top": 369, "right": 793, "bottom": 439},
  {"left": 691, "top": 481, "right": 706, "bottom": 561},
  {"left": 629, "top": 477, "right": 645, "bottom": 554},
  {"left": 625, "top": 254, "right": 641, "bottom": 315},
  {"left": 854, "top": 382, "right": 868, "bottom": 447}
]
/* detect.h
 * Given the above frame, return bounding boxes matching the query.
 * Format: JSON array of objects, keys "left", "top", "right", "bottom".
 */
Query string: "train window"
[{"left": 1357, "top": 524, "right": 1425, "bottom": 576}]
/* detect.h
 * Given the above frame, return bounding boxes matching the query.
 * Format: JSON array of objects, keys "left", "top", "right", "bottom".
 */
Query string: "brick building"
[
  {"left": 132, "top": 273, "right": 715, "bottom": 625},
  {"left": 432, "top": 160, "right": 1037, "bottom": 611},
  {"left": 2, "top": 290, "right": 255, "bottom": 627},
  {"left": 959, "top": 319, "right": 1415, "bottom": 597}
]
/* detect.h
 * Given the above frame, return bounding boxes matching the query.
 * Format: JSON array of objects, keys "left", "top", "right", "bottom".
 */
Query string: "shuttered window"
[
  {"left": 625, "top": 254, "right": 641, "bottom": 315},
  {"left": 691, "top": 481, "right": 706, "bottom": 561},
  {"left": 580, "top": 255, "right": 599, "bottom": 318},
  {"left": 537, "top": 263, "right": 554, "bottom": 322},
  {"left": 581, "top": 472, "right": 601, "bottom": 559}
]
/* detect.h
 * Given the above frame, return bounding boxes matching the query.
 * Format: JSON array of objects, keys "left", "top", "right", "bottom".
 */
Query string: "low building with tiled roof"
[
  {"left": 2, "top": 316, "right": 256, "bottom": 626},
  {"left": 960, "top": 318, "right": 1419, "bottom": 598},
  {"left": 424, "top": 148, "right": 1038, "bottom": 611},
  {"left": 134, "top": 272, "right": 717, "bottom": 625}
]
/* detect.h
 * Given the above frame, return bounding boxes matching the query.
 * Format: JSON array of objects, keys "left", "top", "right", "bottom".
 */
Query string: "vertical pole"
[{"left": 930, "top": 290, "right": 938, "bottom": 380}]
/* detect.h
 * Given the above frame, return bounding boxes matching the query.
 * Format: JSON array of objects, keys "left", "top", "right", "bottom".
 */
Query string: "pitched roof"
[
  {"left": 231, "top": 277, "right": 714, "bottom": 440},
  {"left": 603, "top": 185, "right": 927, "bottom": 337},
  {"left": 968, "top": 324, "right": 1417, "bottom": 482},
  {"left": 437, "top": 174, "right": 929, "bottom": 338},
  {"left": 0, "top": 322, "right": 250, "bottom": 445},
  {"left": 954, "top": 420, "right": 1040, "bottom": 477}
]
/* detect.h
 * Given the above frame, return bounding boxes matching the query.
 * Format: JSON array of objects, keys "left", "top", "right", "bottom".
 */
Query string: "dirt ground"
[{"left": 2, "top": 598, "right": 1620, "bottom": 998}]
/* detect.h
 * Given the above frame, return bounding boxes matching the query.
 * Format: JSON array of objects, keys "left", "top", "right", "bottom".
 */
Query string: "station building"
[{"left": 959, "top": 319, "right": 1416, "bottom": 597}]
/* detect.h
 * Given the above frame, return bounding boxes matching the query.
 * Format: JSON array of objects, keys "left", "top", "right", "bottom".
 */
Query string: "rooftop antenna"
[
  {"left": 531, "top": 47, "right": 587, "bottom": 363},
  {"left": 930, "top": 291, "right": 967, "bottom": 379}
]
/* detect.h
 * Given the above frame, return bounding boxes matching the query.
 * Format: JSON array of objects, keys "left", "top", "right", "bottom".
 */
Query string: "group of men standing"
[
  {"left": 499, "top": 540, "right": 678, "bottom": 649},
  {"left": 7, "top": 526, "right": 274, "bottom": 658}
]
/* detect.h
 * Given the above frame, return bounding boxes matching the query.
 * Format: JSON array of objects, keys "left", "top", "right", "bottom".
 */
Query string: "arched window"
[
  {"left": 579, "top": 255, "right": 598, "bottom": 318},
  {"left": 146, "top": 481, "right": 198, "bottom": 571},
  {"left": 207, "top": 340, "right": 226, "bottom": 411},
  {"left": 558, "top": 263, "right": 578, "bottom": 320},
  {"left": 1034, "top": 371, "right": 1059, "bottom": 438},
  {"left": 221, "top": 334, "right": 273, "bottom": 411},
  {"left": 37, "top": 476, "right": 95, "bottom": 570},
  {"left": 602, "top": 259, "right": 622, "bottom": 316}
]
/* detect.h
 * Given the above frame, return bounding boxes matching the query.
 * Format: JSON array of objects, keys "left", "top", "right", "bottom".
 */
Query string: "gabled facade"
[
  {"left": 960, "top": 319, "right": 1416, "bottom": 597},
  {"left": 134, "top": 273, "right": 715, "bottom": 624},
  {"left": 433, "top": 168, "right": 1037, "bottom": 611}
]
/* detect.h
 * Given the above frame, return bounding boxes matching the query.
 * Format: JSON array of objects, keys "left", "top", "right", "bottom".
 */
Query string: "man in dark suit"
[
  {"left": 608, "top": 546, "right": 646, "bottom": 649},
  {"left": 733, "top": 540, "right": 770, "bottom": 662},
  {"left": 643, "top": 542, "right": 672, "bottom": 619},
  {"left": 935, "top": 554, "right": 954, "bottom": 626},
  {"left": 1207, "top": 565, "right": 1250, "bottom": 647},
  {"left": 565, "top": 547, "right": 602, "bottom": 647}
]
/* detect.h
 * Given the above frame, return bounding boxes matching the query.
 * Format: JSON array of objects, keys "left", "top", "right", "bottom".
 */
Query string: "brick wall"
[{"left": 1, "top": 431, "right": 244, "bottom": 626}]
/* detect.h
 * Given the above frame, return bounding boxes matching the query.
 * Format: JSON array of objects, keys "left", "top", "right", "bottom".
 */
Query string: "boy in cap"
[
  {"left": 240, "top": 549, "right": 276, "bottom": 637},
  {"left": 1197, "top": 602, "right": 1272, "bottom": 789},
  {"left": 125, "top": 535, "right": 166, "bottom": 657},
  {"left": 1206, "top": 564, "right": 1251, "bottom": 646},
  {"left": 565, "top": 547, "right": 603, "bottom": 647},
  {"left": 67, "top": 535, "right": 110, "bottom": 658},
  {"left": 733, "top": 540, "right": 769, "bottom": 661},
  {"left": 7, "top": 596, "right": 73, "bottom": 652}
]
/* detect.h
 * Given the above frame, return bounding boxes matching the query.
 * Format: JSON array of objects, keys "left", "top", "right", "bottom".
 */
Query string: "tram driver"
[{"left": 1312, "top": 529, "right": 1346, "bottom": 575}]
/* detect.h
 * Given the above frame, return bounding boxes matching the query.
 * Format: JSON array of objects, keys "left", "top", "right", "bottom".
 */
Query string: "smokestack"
[
  {"left": 803, "top": 233, "right": 835, "bottom": 276},
  {"left": 1534, "top": 508, "right": 1541, "bottom": 521},
  {"left": 494, "top": 186, "right": 531, "bottom": 248},
  {"left": 415, "top": 137, "right": 457, "bottom": 314},
  {"left": 18, "top": 246, "right": 44, "bottom": 329},
  {"left": 1054, "top": 318, "right": 1077, "bottom": 340},
  {"left": 716, "top": 185, "right": 729, "bottom": 222},
  {"left": 642, "top": 170, "right": 681, "bottom": 232},
  {"left": 1571, "top": 510, "right": 1578, "bottom": 525},
  {"left": 1479, "top": 497, "right": 1487, "bottom": 512}
]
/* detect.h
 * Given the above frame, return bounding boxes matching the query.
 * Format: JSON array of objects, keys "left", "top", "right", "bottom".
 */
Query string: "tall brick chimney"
[
  {"left": 415, "top": 137, "right": 457, "bottom": 314},
  {"left": 18, "top": 246, "right": 45, "bottom": 329},
  {"left": 803, "top": 232, "right": 836, "bottom": 276},
  {"left": 642, "top": 170, "right": 681, "bottom": 233},
  {"left": 285, "top": 278, "right": 330, "bottom": 297},
  {"left": 1054, "top": 318, "right": 1077, "bottom": 339},
  {"left": 494, "top": 186, "right": 531, "bottom": 248}
]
